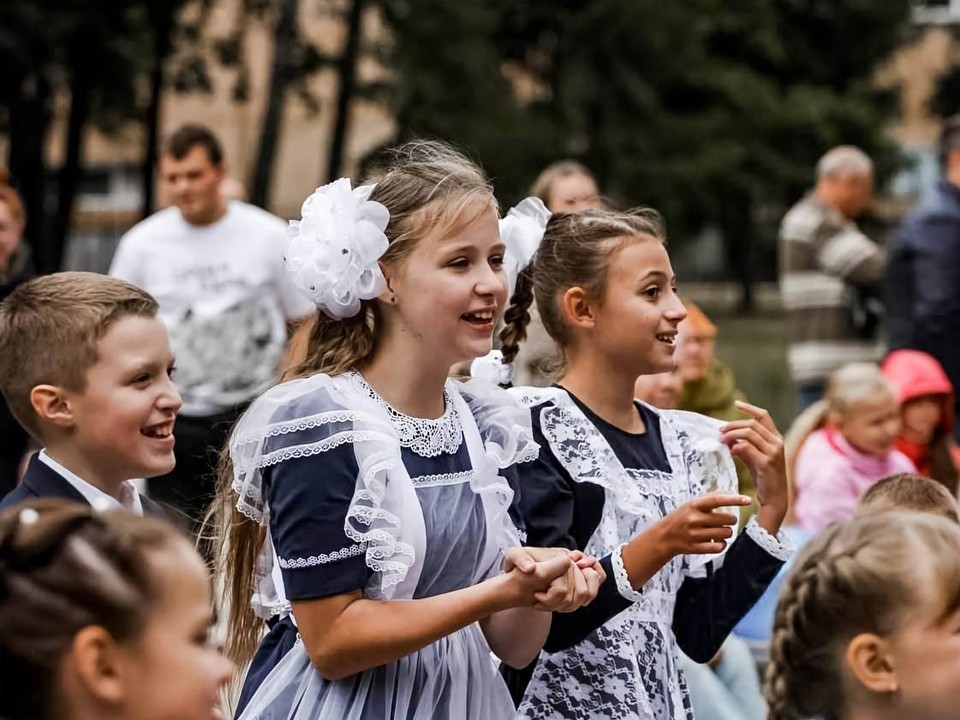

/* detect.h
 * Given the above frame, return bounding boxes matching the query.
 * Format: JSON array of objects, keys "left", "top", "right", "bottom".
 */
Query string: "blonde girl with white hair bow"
[{"left": 213, "top": 140, "right": 605, "bottom": 720}]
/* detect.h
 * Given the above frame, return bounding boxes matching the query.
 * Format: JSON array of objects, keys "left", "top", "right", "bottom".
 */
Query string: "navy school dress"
[{"left": 230, "top": 371, "right": 532, "bottom": 720}]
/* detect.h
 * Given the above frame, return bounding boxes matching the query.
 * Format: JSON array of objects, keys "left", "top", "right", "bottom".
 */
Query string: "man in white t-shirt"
[{"left": 110, "top": 124, "right": 313, "bottom": 540}]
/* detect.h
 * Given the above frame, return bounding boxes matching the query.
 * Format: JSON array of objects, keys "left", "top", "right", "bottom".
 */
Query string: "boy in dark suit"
[{"left": 0, "top": 272, "right": 181, "bottom": 517}]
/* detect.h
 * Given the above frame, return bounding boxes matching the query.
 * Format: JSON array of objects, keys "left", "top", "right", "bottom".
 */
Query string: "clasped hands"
[{"left": 503, "top": 546, "right": 605, "bottom": 612}]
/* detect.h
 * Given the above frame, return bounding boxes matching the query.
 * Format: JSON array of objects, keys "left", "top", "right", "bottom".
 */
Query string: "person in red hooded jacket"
[{"left": 881, "top": 349, "right": 960, "bottom": 496}]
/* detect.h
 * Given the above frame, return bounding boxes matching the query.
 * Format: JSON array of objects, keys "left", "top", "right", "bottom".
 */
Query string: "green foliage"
[
  {"left": 373, "top": 0, "right": 912, "bottom": 242},
  {"left": 0, "top": 0, "right": 168, "bottom": 133}
]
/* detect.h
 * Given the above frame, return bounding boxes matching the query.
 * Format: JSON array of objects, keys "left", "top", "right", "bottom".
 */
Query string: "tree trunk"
[
  {"left": 719, "top": 185, "right": 755, "bottom": 314},
  {"left": 51, "top": 56, "right": 94, "bottom": 273},
  {"left": 326, "top": 0, "right": 365, "bottom": 182},
  {"left": 251, "top": 0, "right": 298, "bottom": 208},
  {"left": 8, "top": 73, "right": 51, "bottom": 272},
  {"left": 141, "top": 1, "right": 178, "bottom": 219}
]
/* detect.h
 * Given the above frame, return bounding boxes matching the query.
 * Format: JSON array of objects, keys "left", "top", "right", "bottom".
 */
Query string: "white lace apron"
[
  {"left": 230, "top": 373, "right": 536, "bottom": 720},
  {"left": 510, "top": 388, "right": 739, "bottom": 720}
]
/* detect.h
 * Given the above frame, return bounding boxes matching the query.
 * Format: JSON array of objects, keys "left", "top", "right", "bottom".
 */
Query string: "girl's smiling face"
[
  {"left": 833, "top": 391, "right": 902, "bottom": 457},
  {"left": 383, "top": 198, "right": 508, "bottom": 370},
  {"left": 586, "top": 239, "right": 687, "bottom": 378}
]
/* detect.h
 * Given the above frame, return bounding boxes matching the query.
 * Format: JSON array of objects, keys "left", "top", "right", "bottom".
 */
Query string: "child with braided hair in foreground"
[
  {"left": 0, "top": 498, "right": 232, "bottom": 720},
  {"left": 764, "top": 510, "right": 960, "bottom": 720}
]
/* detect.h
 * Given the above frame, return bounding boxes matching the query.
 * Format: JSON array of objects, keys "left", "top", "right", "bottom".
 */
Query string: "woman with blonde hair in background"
[{"left": 512, "top": 160, "right": 604, "bottom": 388}]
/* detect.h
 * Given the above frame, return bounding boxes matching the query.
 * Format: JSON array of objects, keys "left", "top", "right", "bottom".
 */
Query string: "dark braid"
[
  {"left": 764, "top": 512, "right": 960, "bottom": 720},
  {"left": 499, "top": 265, "right": 535, "bottom": 365},
  {"left": 0, "top": 499, "right": 185, "bottom": 720}
]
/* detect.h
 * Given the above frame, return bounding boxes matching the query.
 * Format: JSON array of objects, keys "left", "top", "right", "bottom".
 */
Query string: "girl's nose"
[{"left": 476, "top": 265, "right": 507, "bottom": 297}]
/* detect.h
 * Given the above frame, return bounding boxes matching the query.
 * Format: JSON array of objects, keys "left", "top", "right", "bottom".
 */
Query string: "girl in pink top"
[{"left": 787, "top": 363, "right": 916, "bottom": 534}]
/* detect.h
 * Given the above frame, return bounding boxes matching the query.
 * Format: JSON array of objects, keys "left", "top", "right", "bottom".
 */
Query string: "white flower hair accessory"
[
  {"left": 285, "top": 178, "right": 390, "bottom": 320},
  {"left": 500, "top": 196, "right": 551, "bottom": 298},
  {"left": 470, "top": 350, "right": 513, "bottom": 386}
]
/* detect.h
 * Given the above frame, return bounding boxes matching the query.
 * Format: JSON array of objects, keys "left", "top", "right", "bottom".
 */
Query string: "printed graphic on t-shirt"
[{"left": 167, "top": 296, "right": 285, "bottom": 414}]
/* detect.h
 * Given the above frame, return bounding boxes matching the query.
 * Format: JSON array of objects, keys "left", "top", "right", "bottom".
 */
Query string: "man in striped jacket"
[{"left": 779, "top": 146, "right": 886, "bottom": 410}]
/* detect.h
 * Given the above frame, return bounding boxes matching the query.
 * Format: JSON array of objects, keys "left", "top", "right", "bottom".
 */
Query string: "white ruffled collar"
[{"left": 346, "top": 371, "right": 463, "bottom": 458}]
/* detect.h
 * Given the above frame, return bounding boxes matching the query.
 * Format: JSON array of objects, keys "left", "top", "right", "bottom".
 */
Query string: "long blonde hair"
[
  {"left": 764, "top": 511, "right": 960, "bottom": 720},
  {"left": 212, "top": 140, "right": 496, "bottom": 666}
]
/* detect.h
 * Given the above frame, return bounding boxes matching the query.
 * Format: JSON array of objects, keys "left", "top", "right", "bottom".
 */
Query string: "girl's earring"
[{"left": 389, "top": 293, "right": 397, "bottom": 304}]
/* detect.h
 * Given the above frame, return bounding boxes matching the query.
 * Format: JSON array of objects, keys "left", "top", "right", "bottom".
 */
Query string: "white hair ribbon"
[
  {"left": 285, "top": 179, "right": 390, "bottom": 320},
  {"left": 470, "top": 350, "right": 513, "bottom": 386},
  {"left": 500, "top": 196, "right": 550, "bottom": 298}
]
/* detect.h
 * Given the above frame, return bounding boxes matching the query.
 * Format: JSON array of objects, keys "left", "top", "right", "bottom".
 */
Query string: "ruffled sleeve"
[
  {"left": 460, "top": 378, "right": 539, "bottom": 468},
  {"left": 266, "top": 446, "right": 370, "bottom": 600},
  {"left": 457, "top": 379, "right": 539, "bottom": 555},
  {"left": 229, "top": 373, "right": 421, "bottom": 602}
]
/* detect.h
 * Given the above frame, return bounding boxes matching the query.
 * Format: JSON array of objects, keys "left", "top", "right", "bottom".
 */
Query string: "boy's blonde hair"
[
  {"left": 858, "top": 473, "right": 959, "bottom": 523},
  {"left": 0, "top": 271, "right": 159, "bottom": 437}
]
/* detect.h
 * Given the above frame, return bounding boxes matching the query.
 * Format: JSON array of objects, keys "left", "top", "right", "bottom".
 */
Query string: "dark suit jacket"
[
  {"left": 0, "top": 454, "right": 168, "bottom": 518},
  {"left": 887, "top": 178, "right": 960, "bottom": 439}
]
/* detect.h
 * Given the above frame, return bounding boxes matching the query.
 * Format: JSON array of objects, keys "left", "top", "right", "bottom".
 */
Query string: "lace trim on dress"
[
  {"left": 744, "top": 516, "right": 795, "bottom": 561},
  {"left": 611, "top": 543, "right": 645, "bottom": 603},
  {"left": 231, "top": 410, "right": 367, "bottom": 445},
  {"left": 230, "top": 430, "right": 394, "bottom": 523},
  {"left": 410, "top": 470, "right": 474, "bottom": 488},
  {"left": 278, "top": 543, "right": 366, "bottom": 568},
  {"left": 348, "top": 371, "right": 463, "bottom": 457}
]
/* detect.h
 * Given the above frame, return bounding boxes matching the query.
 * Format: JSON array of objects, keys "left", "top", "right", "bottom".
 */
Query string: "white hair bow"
[
  {"left": 285, "top": 179, "right": 390, "bottom": 320},
  {"left": 500, "top": 197, "right": 550, "bottom": 298},
  {"left": 470, "top": 350, "right": 513, "bottom": 386}
]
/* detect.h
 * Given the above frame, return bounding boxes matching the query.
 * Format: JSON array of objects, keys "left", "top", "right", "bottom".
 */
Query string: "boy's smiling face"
[{"left": 51, "top": 315, "right": 182, "bottom": 487}]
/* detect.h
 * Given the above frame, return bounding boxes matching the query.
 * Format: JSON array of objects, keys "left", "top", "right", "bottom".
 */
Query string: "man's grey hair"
[{"left": 816, "top": 145, "right": 874, "bottom": 180}]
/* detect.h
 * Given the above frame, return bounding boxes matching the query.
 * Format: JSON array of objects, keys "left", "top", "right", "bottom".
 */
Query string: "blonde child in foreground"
[
  {"left": 765, "top": 510, "right": 960, "bottom": 720},
  {"left": 0, "top": 499, "right": 232, "bottom": 720},
  {"left": 788, "top": 363, "right": 915, "bottom": 533}
]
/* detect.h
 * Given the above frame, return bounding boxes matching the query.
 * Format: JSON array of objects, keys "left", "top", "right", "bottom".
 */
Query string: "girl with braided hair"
[
  {"left": 495, "top": 206, "right": 793, "bottom": 719},
  {"left": 765, "top": 510, "right": 960, "bottom": 720},
  {"left": 0, "top": 498, "right": 232, "bottom": 720}
]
